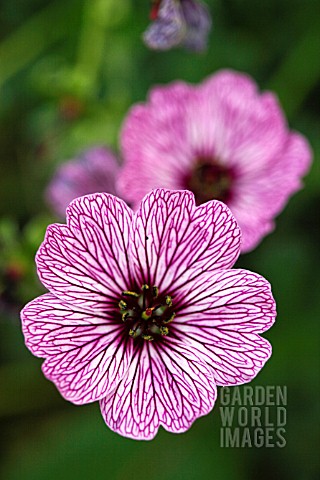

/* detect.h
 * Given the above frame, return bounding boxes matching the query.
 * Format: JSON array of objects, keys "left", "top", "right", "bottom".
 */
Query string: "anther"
[
  {"left": 152, "top": 286, "right": 159, "bottom": 298},
  {"left": 122, "top": 312, "right": 130, "bottom": 322},
  {"left": 142, "top": 284, "right": 150, "bottom": 291},
  {"left": 165, "top": 295, "right": 172, "bottom": 307},
  {"left": 163, "top": 312, "right": 175, "bottom": 324},
  {"left": 122, "top": 291, "right": 139, "bottom": 298},
  {"left": 141, "top": 334, "right": 154, "bottom": 341},
  {"left": 159, "top": 326, "right": 169, "bottom": 336},
  {"left": 119, "top": 300, "right": 127, "bottom": 311}
]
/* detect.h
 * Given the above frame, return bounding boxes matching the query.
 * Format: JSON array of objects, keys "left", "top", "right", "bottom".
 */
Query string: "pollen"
[
  {"left": 119, "top": 300, "right": 127, "bottom": 311},
  {"left": 159, "top": 326, "right": 169, "bottom": 336},
  {"left": 163, "top": 312, "right": 175, "bottom": 324},
  {"left": 122, "top": 312, "right": 130, "bottom": 322},
  {"left": 122, "top": 291, "right": 140, "bottom": 298},
  {"left": 165, "top": 295, "right": 172, "bottom": 307},
  {"left": 141, "top": 334, "right": 154, "bottom": 341}
]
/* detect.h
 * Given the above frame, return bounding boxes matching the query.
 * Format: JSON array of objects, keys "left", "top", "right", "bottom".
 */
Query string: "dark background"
[{"left": 0, "top": 1, "right": 319, "bottom": 479}]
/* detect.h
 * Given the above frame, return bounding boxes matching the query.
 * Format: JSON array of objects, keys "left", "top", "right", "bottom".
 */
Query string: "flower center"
[
  {"left": 185, "top": 159, "right": 233, "bottom": 205},
  {"left": 118, "top": 284, "right": 175, "bottom": 341}
]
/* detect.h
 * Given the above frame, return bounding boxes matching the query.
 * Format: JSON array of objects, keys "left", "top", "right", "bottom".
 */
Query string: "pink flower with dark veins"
[
  {"left": 119, "top": 70, "right": 312, "bottom": 252},
  {"left": 46, "top": 146, "right": 119, "bottom": 218},
  {"left": 21, "top": 189, "right": 276, "bottom": 440}
]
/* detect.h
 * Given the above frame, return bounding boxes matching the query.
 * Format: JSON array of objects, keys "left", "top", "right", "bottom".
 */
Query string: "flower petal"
[
  {"left": 230, "top": 216, "right": 274, "bottom": 253},
  {"left": 235, "top": 132, "right": 311, "bottom": 210},
  {"left": 36, "top": 193, "right": 133, "bottom": 310},
  {"left": 21, "top": 293, "right": 132, "bottom": 404},
  {"left": 177, "top": 330, "right": 272, "bottom": 386},
  {"left": 100, "top": 339, "right": 217, "bottom": 440},
  {"left": 119, "top": 83, "right": 194, "bottom": 207},
  {"left": 229, "top": 132, "right": 312, "bottom": 252},
  {"left": 130, "top": 189, "right": 241, "bottom": 292},
  {"left": 193, "top": 71, "right": 287, "bottom": 168},
  {"left": 46, "top": 147, "right": 120, "bottom": 218},
  {"left": 174, "top": 269, "right": 276, "bottom": 385}
]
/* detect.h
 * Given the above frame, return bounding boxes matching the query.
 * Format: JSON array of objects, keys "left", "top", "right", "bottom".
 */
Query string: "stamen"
[
  {"left": 159, "top": 326, "right": 169, "bottom": 336},
  {"left": 141, "top": 334, "right": 154, "bottom": 341},
  {"left": 165, "top": 295, "right": 172, "bottom": 307},
  {"left": 141, "top": 284, "right": 150, "bottom": 291},
  {"left": 152, "top": 286, "right": 159, "bottom": 298},
  {"left": 163, "top": 312, "right": 175, "bottom": 324},
  {"left": 129, "top": 323, "right": 142, "bottom": 338},
  {"left": 119, "top": 300, "right": 127, "bottom": 311},
  {"left": 122, "top": 291, "right": 139, "bottom": 298},
  {"left": 122, "top": 312, "right": 130, "bottom": 322}
]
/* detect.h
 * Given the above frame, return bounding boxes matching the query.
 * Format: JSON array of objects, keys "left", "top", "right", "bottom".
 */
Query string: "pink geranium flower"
[
  {"left": 119, "top": 70, "right": 312, "bottom": 252},
  {"left": 21, "top": 189, "right": 276, "bottom": 440},
  {"left": 46, "top": 147, "right": 119, "bottom": 218}
]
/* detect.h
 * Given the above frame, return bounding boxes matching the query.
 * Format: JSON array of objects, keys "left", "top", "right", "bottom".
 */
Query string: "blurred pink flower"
[
  {"left": 21, "top": 189, "right": 276, "bottom": 440},
  {"left": 119, "top": 70, "right": 312, "bottom": 252},
  {"left": 144, "top": 0, "right": 211, "bottom": 51},
  {"left": 46, "top": 147, "right": 119, "bottom": 218}
]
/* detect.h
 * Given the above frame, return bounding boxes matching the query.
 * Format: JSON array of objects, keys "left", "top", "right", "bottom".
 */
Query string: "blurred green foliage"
[{"left": 0, "top": 1, "right": 319, "bottom": 479}]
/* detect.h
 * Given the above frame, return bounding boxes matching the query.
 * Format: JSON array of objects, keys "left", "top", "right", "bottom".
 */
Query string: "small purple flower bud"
[{"left": 143, "top": 0, "right": 212, "bottom": 52}]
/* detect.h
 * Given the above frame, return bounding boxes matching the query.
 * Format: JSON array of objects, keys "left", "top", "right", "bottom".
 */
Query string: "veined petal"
[
  {"left": 229, "top": 216, "right": 274, "bottom": 254},
  {"left": 232, "top": 131, "right": 312, "bottom": 211},
  {"left": 193, "top": 71, "right": 287, "bottom": 168},
  {"left": 130, "top": 189, "right": 240, "bottom": 292},
  {"left": 174, "top": 269, "right": 276, "bottom": 385},
  {"left": 228, "top": 132, "right": 312, "bottom": 252},
  {"left": 21, "top": 294, "right": 132, "bottom": 404},
  {"left": 36, "top": 194, "right": 133, "bottom": 310},
  {"left": 176, "top": 269, "right": 276, "bottom": 331},
  {"left": 119, "top": 84, "right": 194, "bottom": 207},
  {"left": 175, "top": 330, "right": 272, "bottom": 386},
  {"left": 100, "top": 339, "right": 217, "bottom": 440}
]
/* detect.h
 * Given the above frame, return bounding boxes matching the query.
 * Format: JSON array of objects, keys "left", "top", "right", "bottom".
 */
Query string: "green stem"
[{"left": 75, "top": 0, "right": 110, "bottom": 96}]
